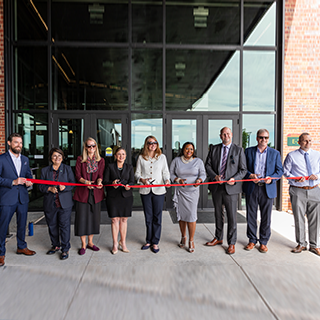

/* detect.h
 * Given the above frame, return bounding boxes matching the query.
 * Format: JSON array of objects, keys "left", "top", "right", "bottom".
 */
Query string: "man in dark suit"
[
  {"left": 205, "top": 127, "right": 247, "bottom": 254},
  {"left": 242, "top": 129, "right": 283, "bottom": 253},
  {"left": 0, "top": 133, "right": 36, "bottom": 267}
]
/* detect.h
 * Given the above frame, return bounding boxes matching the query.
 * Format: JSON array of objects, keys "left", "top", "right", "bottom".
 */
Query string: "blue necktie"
[
  {"left": 304, "top": 152, "right": 314, "bottom": 186},
  {"left": 220, "top": 146, "right": 227, "bottom": 180}
]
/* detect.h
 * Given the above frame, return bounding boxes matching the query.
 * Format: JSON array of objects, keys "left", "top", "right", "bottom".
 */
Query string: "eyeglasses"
[
  {"left": 52, "top": 155, "right": 63, "bottom": 159},
  {"left": 87, "top": 145, "right": 96, "bottom": 148},
  {"left": 258, "top": 136, "right": 269, "bottom": 140},
  {"left": 148, "top": 141, "right": 158, "bottom": 145}
]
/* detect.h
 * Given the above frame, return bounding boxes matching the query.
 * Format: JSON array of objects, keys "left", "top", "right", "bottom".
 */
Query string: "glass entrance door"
[{"left": 166, "top": 114, "right": 239, "bottom": 209}]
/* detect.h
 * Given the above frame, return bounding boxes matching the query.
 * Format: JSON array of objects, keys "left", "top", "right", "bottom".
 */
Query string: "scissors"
[{"left": 149, "top": 179, "right": 156, "bottom": 185}]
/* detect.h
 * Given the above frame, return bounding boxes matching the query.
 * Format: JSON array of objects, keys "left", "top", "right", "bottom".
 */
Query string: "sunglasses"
[
  {"left": 87, "top": 144, "right": 96, "bottom": 148},
  {"left": 258, "top": 136, "right": 269, "bottom": 140},
  {"left": 148, "top": 141, "right": 158, "bottom": 145}
]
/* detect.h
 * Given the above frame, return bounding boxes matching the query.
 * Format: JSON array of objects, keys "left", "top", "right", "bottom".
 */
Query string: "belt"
[
  {"left": 257, "top": 182, "right": 265, "bottom": 187},
  {"left": 292, "top": 185, "right": 319, "bottom": 190}
]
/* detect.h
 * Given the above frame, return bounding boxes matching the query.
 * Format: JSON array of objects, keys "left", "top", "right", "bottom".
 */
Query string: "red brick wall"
[
  {"left": 0, "top": 0, "right": 4, "bottom": 154},
  {"left": 283, "top": 0, "right": 320, "bottom": 211}
]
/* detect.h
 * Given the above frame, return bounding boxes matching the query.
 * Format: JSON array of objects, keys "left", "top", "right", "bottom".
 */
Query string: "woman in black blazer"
[
  {"left": 103, "top": 147, "right": 134, "bottom": 254},
  {"left": 39, "top": 148, "right": 75, "bottom": 260}
]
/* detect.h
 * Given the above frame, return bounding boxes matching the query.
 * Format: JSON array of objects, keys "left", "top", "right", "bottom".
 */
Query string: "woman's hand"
[
  {"left": 140, "top": 178, "right": 151, "bottom": 185},
  {"left": 59, "top": 185, "right": 66, "bottom": 191},
  {"left": 48, "top": 186, "right": 58, "bottom": 193},
  {"left": 165, "top": 179, "right": 171, "bottom": 188},
  {"left": 176, "top": 178, "right": 186, "bottom": 187},
  {"left": 113, "top": 179, "right": 120, "bottom": 189},
  {"left": 125, "top": 184, "right": 131, "bottom": 191},
  {"left": 96, "top": 179, "right": 103, "bottom": 189},
  {"left": 193, "top": 179, "right": 202, "bottom": 187},
  {"left": 86, "top": 180, "right": 95, "bottom": 189}
]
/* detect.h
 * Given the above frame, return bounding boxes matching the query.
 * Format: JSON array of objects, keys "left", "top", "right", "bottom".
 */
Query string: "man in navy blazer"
[
  {"left": 0, "top": 133, "right": 36, "bottom": 267},
  {"left": 242, "top": 129, "right": 283, "bottom": 253}
]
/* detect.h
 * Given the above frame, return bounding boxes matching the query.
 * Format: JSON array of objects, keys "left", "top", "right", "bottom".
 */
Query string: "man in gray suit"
[{"left": 205, "top": 127, "right": 247, "bottom": 254}]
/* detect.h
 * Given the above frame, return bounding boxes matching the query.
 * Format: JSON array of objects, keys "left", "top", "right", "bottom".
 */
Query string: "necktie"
[
  {"left": 304, "top": 152, "right": 314, "bottom": 186},
  {"left": 220, "top": 146, "right": 227, "bottom": 180}
]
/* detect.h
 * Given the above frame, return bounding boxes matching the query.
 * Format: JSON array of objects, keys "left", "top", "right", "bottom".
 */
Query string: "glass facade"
[{"left": 6, "top": 0, "right": 281, "bottom": 210}]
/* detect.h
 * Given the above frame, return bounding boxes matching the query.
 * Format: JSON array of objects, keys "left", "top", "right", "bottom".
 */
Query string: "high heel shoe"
[
  {"left": 178, "top": 236, "right": 187, "bottom": 248},
  {"left": 188, "top": 240, "right": 195, "bottom": 253},
  {"left": 111, "top": 248, "right": 118, "bottom": 255},
  {"left": 119, "top": 240, "right": 130, "bottom": 253}
]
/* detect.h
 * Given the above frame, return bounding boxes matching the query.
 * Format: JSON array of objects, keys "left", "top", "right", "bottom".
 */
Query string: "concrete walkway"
[{"left": 1, "top": 210, "right": 320, "bottom": 320}]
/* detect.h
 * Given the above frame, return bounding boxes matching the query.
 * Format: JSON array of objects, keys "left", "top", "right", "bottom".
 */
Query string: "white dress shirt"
[
  {"left": 135, "top": 154, "right": 170, "bottom": 195},
  {"left": 9, "top": 150, "right": 21, "bottom": 176}
]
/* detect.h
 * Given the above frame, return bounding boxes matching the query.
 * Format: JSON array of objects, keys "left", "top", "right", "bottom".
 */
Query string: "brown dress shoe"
[
  {"left": 259, "top": 244, "right": 268, "bottom": 253},
  {"left": 16, "top": 248, "right": 36, "bottom": 256},
  {"left": 226, "top": 244, "right": 235, "bottom": 255},
  {"left": 309, "top": 247, "right": 320, "bottom": 256},
  {"left": 291, "top": 245, "right": 307, "bottom": 253},
  {"left": 244, "top": 242, "right": 255, "bottom": 251},
  {"left": 0, "top": 255, "right": 4, "bottom": 267},
  {"left": 205, "top": 238, "right": 223, "bottom": 246}
]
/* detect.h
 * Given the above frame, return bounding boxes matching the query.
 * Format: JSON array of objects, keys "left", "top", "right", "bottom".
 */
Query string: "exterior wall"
[
  {"left": 283, "top": 0, "right": 320, "bottom": 211},
  {"left": 0, "top": 0, "right": 4, "bottom": 154}
]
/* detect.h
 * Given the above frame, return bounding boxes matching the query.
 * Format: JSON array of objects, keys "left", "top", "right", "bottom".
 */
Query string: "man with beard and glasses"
[{"left": 0, "top": 133, "right": 36, "bottom": 267}]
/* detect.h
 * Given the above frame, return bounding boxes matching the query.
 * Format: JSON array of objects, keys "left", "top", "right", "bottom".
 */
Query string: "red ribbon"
[{"left": 26, "top": 176, "right": 308, "bottom": 189}]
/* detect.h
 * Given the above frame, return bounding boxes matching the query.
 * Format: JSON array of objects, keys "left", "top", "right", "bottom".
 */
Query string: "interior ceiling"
[{"left": 17, "top": 1, "right": 272, "bottom": 111}]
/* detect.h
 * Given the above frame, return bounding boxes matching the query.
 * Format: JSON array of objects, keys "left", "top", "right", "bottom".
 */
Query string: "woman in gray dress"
[{"left": 170, "top": 142, "right": 206, "bottom": 253}]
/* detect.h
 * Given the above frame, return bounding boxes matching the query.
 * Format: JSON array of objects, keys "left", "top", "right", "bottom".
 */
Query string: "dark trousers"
[
  {"left": 0, "top": 202, "right": 28, "bottom": 256},
  {"left": 245, "top": 184, "right": 273, "bottom": 245},
  {"left": 141, "top": 192, "right": 165, "bottom": 245},
  {"left": 44, "top": 206, "right": 72, "bottom": 252},
  {"left": 212, "top": 185, "right": 238, "bottom": 245}
]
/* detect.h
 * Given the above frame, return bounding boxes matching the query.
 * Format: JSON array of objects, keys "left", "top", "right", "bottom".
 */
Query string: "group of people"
[{"left": 0, "top": 127, "right": 319, "bottom": 266}]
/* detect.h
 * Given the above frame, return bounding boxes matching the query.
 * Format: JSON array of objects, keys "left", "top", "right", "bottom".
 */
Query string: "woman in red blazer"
[{"left": 73, "top": 137, "right": 105, "bottom": 255}]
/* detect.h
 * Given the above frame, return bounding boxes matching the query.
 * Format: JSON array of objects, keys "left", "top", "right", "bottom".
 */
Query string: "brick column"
[{"left": 283, "top": 0, "right": 320, "bottom": 211}]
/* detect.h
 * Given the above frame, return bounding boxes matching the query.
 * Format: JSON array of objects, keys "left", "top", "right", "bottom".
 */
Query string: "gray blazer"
[{"left": 205, "top": 143, "right": 247, "bottom": 195}]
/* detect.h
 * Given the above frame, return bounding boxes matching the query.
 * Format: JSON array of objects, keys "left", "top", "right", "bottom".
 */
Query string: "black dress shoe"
[
  {"left": 60, "top": 252, "right": 69, "bottom": 260},
  {"left": 46, "top": 247, "right": 60, "bottom": 255}
]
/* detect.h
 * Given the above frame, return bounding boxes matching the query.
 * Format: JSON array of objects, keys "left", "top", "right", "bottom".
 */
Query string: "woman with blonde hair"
[
  {"left": 73, "top": 137, "right": 105, "bottom": 255},
  {"left": 135, "top": 135, "right": 170, "bottom": 254}
]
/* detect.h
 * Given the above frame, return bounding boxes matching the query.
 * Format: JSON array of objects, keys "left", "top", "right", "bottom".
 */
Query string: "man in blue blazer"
[
  {"left": 242, "top": 129, "right": 283, "bottom": 253},
  {"left": 0, "top": 133, "right": 36, "bottom": 267}
]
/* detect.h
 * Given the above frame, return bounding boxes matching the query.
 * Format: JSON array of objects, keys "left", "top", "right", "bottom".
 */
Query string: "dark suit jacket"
[
  {"left": 39, "top": 163, "right": 75, "bottom": 211},
  {"left": 73, "top": 156, "right": 105, "bottom": 203},
  {"left": 0, "top": 151, "right": 33, "bottom": 205},
  {"left": 205, "top": 143, "right": 247, "bottom": 195},
  {"left": 242, "top": 146, "right": 284, "bottom": 199},
  {"left": 103, "top": 162, "right": 135, "bottom": 198}
]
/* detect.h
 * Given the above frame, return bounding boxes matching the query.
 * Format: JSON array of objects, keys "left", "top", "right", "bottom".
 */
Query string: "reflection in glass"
[
  {"left": 14, "top": 47, "right": 48, "bottom": 110},
  {"left": 166, "top": 50, "right": 239, "bottom": 111},
  {"left": 15, "top": 0, "right": 47, "bottom": 40},
  {"left": 59, "top": 119, "right": 84, "bottom": 169},
  {"left": 52, "top": 1, "right": 128, "bottom": 42},
  {"left": 15, "top": 113, "right": 48, "bottom": 210},
  {"left": 52, "top": 48, "right": 128, "bottom": 110},
  {"left": 166, "top": 1, "right": 240, "bottom": 44},
  {"left": 132, "top": 2, "right": 162, "bottom": 43},
  {"left": 243, "top": 51, "right": 275, "bottom": 111},
  {"left": 132, "top": 49, "right": 162, "bottom": 110},
  {"left": 244, "top": 1, "right": 276, "bottom": 46},
  {"left": 172, "top": 119, "right": 196, "bottom": 159},
  {"left": 243, "top": 114, "right": 275, "bottom": 149},
  {"left": 208, "top": 120, "right": 233, "bottom": 146}
]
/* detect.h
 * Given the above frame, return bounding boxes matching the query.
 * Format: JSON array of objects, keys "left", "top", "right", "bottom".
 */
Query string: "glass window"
[
  {"left": 244, "top": 1, "right": 276, "bottom": 46},
  {"left": 166, "top": 1, "right": 240, "bottom": 45},
  {"left": 52, "top": 47, "right": 128, "bottom": 110},
  {"left": 208, "top": 119, "right": 233, "bottom": 146},
  {"left": 52, "top": 1, "right": 128, "bottom": 42},
  {"left": 132, "top": 49, "right": 163, "bottom": 110},
  {"left": 14, "top": 47, "right": 48, "bottom": 110},
  {"left": 15, "top": 0, "right": 47, "bottom": 41},
  {"left": 242, "top": 114, "right": 275, "bottom": 149},
  {"left": 132, "top": 2, "right": 162, "bottom": 43},
  {"left": 166, "top": 50, "right": 239, "bottom": 111},
  {"left": 243, "top": 51, "right": 275, "bottom": 111}
]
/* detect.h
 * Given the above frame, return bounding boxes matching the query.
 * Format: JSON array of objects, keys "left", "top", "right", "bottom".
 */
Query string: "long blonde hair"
[
  {"left": 81, "top": 137, "right": 102, "bottom": 163},
  {"left": 141, "top": 135, "right": 162, "bottom": 161}
]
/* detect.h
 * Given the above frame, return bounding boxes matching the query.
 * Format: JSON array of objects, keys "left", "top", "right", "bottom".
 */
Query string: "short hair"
[
  {"left": 48, "top": 148, "right": 65, "bottom": 162},
  {"left": 256, "top": 129, "right": 269, "bottom": 137},
  {"left": 220, "top": 127, "right": 232, "bottom": 135},
  {"left": 178, "top": 142, "right": 197, "bottom": 158},
  {"left": 8, "top": 133, "right": 22, "bottom": 142},
  {"left": 299, "top": 132, "right": 310, "bottom": 142}
]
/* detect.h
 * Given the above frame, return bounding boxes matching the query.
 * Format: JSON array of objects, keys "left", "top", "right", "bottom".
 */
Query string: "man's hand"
[
  {"left": 13, "top": 177, "right": 26, "bottom": 186},
  {"left": 215, "top": 175, "right": 224, "bottom": 185},
  {"left": 25, "top": 180, "right": 33, "bottom": 187},
  {"left": 249, "top": 173, "right": 260, "bottom": 184},
  {"left": 295, "top": 176, "right": 306, "bottom": 183},
  {"left": 226, "top": 178, "right": 235, "bottom": 185},
  {"left": 308, "top": 174, "right": 318, "bottom": 181},
  {"left": 265, "top": 176, "right": 272, "bottom": 184}
]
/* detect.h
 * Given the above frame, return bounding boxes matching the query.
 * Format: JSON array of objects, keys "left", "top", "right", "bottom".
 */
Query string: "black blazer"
[
  {"left": 103, "top": 162, "right": 135, "bottom": 198},
  {"left": 205, "top": 143, "right": 247, "bottom": 195},
  {"left": 39, "top": 163, "right": 75, "bottom": 211}
]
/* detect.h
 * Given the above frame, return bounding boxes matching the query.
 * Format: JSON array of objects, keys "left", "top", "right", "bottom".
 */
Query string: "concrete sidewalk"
[{"left": 1, "top": 210, "right": 320, "bottom": 320}]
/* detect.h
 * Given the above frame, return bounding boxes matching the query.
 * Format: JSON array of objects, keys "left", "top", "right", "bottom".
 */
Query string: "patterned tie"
[
  {"left": 304, "top": 152, "right": 314, "bottom": 186},
  {"left": 220, "top": 146, "right": 227, "bottom": 180}
]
